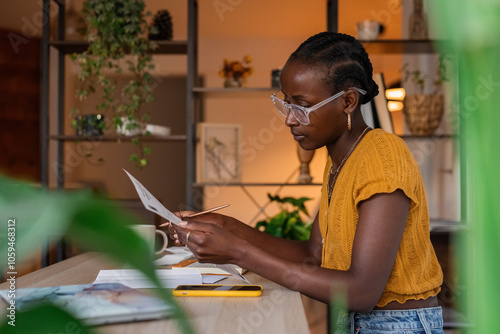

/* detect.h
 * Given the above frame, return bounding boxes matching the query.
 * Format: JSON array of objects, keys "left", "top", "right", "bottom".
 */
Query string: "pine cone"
[{"left": 149, "top": 10, "right": 173, "bottom": 41}]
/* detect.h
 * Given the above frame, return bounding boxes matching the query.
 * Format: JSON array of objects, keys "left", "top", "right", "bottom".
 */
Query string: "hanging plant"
[{"left": 70, "top": 0, "right": 158, "bottom": 168}]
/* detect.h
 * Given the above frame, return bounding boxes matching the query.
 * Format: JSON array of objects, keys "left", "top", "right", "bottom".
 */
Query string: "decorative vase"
[
  {"left": 403, "top": 94, "right": 444, "bottom": 135},
  {"left": 297, "top": 144, "right": 315, "bottom": 184},
  {"left": 409, "top": 0, "right": 429, "bottom": 40},
  {"left": 224, "top": 77, "right": 243, "bottom": 88}
]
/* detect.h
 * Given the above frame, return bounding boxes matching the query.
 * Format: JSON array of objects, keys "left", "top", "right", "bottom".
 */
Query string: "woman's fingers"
[
  {"left": 172, "top": 223, "right": 235, "bottom": 264},
  {"left": 173, "top": 222, "right": 224, "bottom": 254},
  {"left": 173, "top": 220, "right": 218, "bottom": 237},
  {"left": 159, "top": 211, "right": 198, "bottom": 246},
  {"left": 176, "top": 210, "right": 196, "bottom": 220}
]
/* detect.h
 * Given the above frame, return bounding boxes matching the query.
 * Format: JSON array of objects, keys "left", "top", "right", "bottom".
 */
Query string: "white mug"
[
  {"left": 356, "top": 20, "right": 384, "bottom": 41},
  {"left": 131, "top": 225, "right": 169, "bottom": 255}
]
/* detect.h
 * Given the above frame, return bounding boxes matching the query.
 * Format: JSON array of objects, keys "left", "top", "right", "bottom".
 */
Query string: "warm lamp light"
[
  {"left": 385, "top": 88, "right": 406, "bottom": 101},
  {"left": 387, "top": 101, "right": 404, "bottom": 112}
]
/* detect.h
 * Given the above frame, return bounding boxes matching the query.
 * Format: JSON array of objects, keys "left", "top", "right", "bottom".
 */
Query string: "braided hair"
[{"left": 287, "top": 32, "right": 379, "bottom": 105}]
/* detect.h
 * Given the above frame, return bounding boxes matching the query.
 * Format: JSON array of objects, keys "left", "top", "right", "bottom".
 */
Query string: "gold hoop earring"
[{"left": 347, "top": 113, "right": 351, "bottom": 131}]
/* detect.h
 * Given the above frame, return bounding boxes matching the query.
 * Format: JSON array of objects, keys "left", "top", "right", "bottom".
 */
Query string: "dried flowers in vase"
[{"left": 219, "top": 55, "right": 253, "bottom": 88}]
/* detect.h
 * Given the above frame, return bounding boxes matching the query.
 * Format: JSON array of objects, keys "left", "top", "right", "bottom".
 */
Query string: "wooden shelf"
[
  {"left": 360, "top": 39, "right": 449, "bottom": 54},
  {"left": 430, "top": 219, "right": 466, "bottom": 233},
  {"left": 49, "top": 134, "right": 187, "bottom": 142},
  {"left": 193, "top": 182, "right": 322, "bottom": 187},
  {"left": 398, "top": 134, "right": 457, "bottom": 139},
  {"left": 192, "top": 87, "right": 276, "bottom": 97},
  {"left": 49, "top": 40, "right": 188, "bottom": 55}
]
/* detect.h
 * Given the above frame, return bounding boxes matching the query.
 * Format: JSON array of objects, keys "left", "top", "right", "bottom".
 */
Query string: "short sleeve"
[{"left": 352, "top": 132, "right": 422, "bottom": 211}]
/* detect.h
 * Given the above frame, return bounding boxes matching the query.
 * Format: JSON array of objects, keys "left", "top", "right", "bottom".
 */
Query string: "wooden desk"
[{"left": 0, "top": 253, "right": 310, "bottom": 334}]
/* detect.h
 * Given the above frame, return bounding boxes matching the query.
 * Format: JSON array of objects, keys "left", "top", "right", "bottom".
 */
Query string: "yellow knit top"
[{"left": 319, "top": 129, "right": 443, "bottom": 307}]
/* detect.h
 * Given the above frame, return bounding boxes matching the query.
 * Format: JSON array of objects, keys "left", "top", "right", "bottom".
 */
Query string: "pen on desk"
[{"left": 159, "top": 204, "right": 230, "bottom": 227}]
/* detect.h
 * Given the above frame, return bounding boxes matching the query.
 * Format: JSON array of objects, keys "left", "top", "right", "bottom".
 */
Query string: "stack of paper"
[
  {"left": 172, "top": 261, "right": 244, "bottom": 275},
  {"left": 154, "top": 246, "right": 194, "bottom": 266},
  {"left": 94, "top": 269, "right": 202, "bottom": 289}
]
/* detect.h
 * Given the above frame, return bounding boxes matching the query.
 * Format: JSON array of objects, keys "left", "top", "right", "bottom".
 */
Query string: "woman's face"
[{"left": 279, "top": 60, "right": 346, "bottom": 150}]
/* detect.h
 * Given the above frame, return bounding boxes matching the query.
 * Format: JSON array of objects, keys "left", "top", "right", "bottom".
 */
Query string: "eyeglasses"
[{"left": 270, "top": 87, "right": 367, "bottom": 125}]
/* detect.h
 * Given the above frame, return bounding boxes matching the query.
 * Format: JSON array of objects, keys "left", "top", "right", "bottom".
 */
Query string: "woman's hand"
[
  {"left": 172, "top": 219, "right": 247, "bottom": 265},
  {"left": 162, "top": 210, "right": 195, "bottom": 246},
  {"left": 163, "top": 211, "right": 244, "bottom": 246}
]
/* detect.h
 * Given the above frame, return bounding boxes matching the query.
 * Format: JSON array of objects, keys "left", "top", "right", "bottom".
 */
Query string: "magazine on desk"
[{"left": 0, "top": 283, "right": 172, "bottom": 326}]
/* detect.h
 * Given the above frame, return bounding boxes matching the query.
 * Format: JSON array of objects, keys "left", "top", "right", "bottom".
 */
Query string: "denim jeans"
[{"left": 334, "top": 307, "right": 445, "bottom": 334}]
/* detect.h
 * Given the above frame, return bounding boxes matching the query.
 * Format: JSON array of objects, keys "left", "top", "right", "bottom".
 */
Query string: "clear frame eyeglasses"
[{"left": 270, "top": 87, "right": 367, "bottom": 125}]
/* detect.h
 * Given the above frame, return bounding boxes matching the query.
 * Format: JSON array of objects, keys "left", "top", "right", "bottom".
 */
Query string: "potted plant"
[
  {"left": 401, "top": 54, "right": 452, "bottom": 136},
  {"left": 71, "top": 0, "right": 157, "bottom": 168},
  {"left": 255, "top": 194, "right": 313, "bottom": 241}
]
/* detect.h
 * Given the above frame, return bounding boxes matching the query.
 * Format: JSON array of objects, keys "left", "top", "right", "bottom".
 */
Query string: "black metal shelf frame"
[
  {"left": 49, "top": 40, "right": 189, "bottom": 55},
  {"left": 40, "top": 0, "right": 197, "bottom": 265}
]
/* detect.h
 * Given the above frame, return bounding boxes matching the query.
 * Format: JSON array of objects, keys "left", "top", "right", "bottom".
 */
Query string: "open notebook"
[{"left": 0, "top": 283, "right": 172, "bottom": 326}]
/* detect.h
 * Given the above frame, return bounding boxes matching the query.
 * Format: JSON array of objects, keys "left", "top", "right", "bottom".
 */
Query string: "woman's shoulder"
[
  {"left": 361, "top": 129, "right": 412, "bottom": 158},
  {"left": 350, "top": 129, "right": 423, "bottom": 205},
  {"left": 365, "top": 128, "right": 407, "bottom": 147},
  {"left": 355, "top": 128, "right": 419, "bottom": 174}
]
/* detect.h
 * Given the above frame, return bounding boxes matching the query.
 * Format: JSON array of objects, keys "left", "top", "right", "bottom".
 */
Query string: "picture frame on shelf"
[
  {"left": 360, "top": 101, "right": 376, "bottom": 128},
  {"left": 196, "top": 123, "right": 242, "bottom": 184},
  {"left": 372, "top": 73, "right": 394, "bottom": 133}
]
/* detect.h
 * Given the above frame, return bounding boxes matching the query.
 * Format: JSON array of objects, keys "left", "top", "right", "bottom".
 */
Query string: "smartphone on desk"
[{"left": 172, "top": 284, "right": 262, "bottom": 297}]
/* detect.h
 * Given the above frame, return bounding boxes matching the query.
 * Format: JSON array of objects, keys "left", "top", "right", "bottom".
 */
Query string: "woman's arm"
[
  {"left": 173, "top": 189, "right": 409, "bottom": 312},
  {"left": 169, "top": 212, "right": 322, "bottom": 265}
]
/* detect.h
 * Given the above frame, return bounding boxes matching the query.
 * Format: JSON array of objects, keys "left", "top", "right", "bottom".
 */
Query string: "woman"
[{"left": 168, "top": 32, "right": 444, "bottom": 333}]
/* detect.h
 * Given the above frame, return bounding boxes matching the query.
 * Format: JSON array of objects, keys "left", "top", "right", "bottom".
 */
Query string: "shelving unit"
[
  {"left": 185, "top": 6, "right": 323, "bottom": 212},
  {"left": 40, "top": 0, "right": 197, "bottom": 265},
  {"left": 49, "top": 40, "right": 189, "bottom": 55},
  {"left": 192, "top": 87, "right": 276, "bottom": 94},
  {"left": 187, "top": 84, "right": 301, "bottom": 211},
  {"left": 47, "top": 134, "right": 187, "bottom": 142},
  {"left": 359, "top": 39, "right": 449, "bottom": 54},
  {"left": 41, "top": 0, "right": 194, "bottom": 189}
]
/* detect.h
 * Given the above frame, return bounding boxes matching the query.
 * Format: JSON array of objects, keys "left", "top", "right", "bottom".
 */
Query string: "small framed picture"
[{"left": 197, "top": 123, "right": 242, "bottom": 183}]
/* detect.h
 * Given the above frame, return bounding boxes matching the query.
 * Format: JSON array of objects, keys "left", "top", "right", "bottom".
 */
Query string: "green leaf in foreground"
[
  {"left": 0, "top": 174, "right": 195, "bottom": 334},
  {"left": 0, "top": 304, "right": 96, "bottom": 334}
]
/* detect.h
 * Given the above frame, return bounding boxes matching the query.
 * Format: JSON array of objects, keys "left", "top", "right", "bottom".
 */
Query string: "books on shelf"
[{"left": 0, "top": 283, "right": 173, "bottom": 326}]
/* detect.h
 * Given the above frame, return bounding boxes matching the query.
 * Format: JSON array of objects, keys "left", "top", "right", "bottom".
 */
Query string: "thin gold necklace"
[{"left": 328, "top": 127, "right": 370, "bottom": 201}]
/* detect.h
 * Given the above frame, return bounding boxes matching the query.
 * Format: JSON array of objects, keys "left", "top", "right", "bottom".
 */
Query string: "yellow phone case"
[{"left": 172, "top": 284, "right": 262, "bottom": 297}]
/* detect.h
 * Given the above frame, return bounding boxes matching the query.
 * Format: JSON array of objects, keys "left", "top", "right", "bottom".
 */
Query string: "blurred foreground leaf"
[
  {"left": 428, "top": 1, "right": 500, "bottom": 331},
  {"left": 1, "top": 304, "right": 96, "bottom": 334},
  {"left": 0, "top": 174, "right": 194, "bottom": 334}
]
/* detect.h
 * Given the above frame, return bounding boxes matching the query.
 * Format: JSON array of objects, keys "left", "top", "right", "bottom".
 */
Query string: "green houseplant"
[
  {"left": 255, "top": 194, "right": 313, "bottom": 241},
  {"left": 71, "top": 0, "right": 157, "bottom": 168}
]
